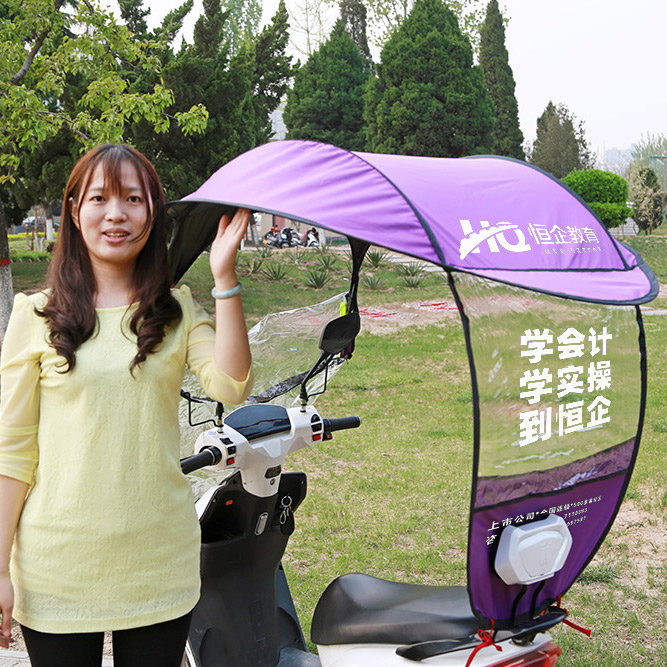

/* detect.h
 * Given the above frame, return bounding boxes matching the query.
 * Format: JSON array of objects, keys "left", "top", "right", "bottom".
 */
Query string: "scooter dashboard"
[{"left": 223, "top": 404, "right": 291, "bottom": 442}]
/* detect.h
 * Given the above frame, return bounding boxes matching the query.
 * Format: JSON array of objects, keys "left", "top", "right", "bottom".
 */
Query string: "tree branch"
[
  {"left": 36, "top": 109, "right": 91, "bottom": 142},
  {"left": 10, "top": 0, "right": 68, "bottom": 85}
]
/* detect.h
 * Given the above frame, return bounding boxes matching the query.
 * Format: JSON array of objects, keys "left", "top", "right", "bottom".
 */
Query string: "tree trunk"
[{"left": 0, "top": 200, "right": 14, "bottom": 346}]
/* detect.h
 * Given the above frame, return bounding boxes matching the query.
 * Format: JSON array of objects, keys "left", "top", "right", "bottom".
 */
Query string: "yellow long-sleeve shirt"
[{"left": 0, "top": 286, "right": 252, "bottom": 633}]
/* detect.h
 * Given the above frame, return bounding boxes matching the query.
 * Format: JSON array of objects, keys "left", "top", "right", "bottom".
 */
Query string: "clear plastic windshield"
[
  {"left": 453, "top": 272, "right": 645, "bottom": 626},
  {"left": 180, "top": 292, "right": 349, "bottom": 497},
  {"left": 452, "top": 273, "right": 641, "bottom": 484}
]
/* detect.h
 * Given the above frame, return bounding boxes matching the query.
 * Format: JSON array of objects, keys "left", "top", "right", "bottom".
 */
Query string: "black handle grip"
[
  {"left": 180, "top": 446, "right": 222, "bottom": 474},
  {"left": 323, "top": 416, "right": 361, "bottom": 435}
]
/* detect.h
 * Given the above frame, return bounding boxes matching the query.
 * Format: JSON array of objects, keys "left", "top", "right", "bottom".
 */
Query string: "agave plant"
[
  {"left": 365, "top": 248, "right": 389, "bottom": 269},
  {"left": 401, "top": 273, "right": 425, "bottom": 288},
  {"left": 316, "top": 253, "right": 338, "bottom": 271},
  {"left": 262, "top": 262, "right": 289, "bottom": 281},
  {"left": 395, "top": 261, "right": 426, "bottom": 277},
  {"left": 362, "top": 273, "right": 384, "bottom": 290},
  {"left": 255, "top": 246, "right": 273, "bottom": 259},
  {"left": 292, "top": 247, "right": 306, "bottom": 264},
  {"left": 305, "top": 269, "right": 331, "bottom": 289},
  {"left": 246, "top": 257, "right": 266, "bottom": 275}
]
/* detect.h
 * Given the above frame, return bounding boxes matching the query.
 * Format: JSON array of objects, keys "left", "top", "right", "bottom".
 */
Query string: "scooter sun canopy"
[{"left": 167, "top": 140, "right": 657, "bottom": 629}]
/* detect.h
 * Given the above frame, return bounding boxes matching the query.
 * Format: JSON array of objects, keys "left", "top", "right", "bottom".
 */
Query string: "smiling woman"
[{"left": 0, "top": 144, "right": 254, "bottom": 666}]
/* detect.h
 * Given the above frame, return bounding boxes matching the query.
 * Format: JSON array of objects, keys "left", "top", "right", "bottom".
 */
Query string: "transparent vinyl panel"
[
  {"left": 452, "top": 273, "right": 642, "bottom": 500},
  {"left": 180, "top": 292, "right": 350, "bottom": 497}
]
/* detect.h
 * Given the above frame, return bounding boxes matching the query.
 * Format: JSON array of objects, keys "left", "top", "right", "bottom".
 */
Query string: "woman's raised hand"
[{"left": 209, "top": 208, "right": 251, "bottom": 287}]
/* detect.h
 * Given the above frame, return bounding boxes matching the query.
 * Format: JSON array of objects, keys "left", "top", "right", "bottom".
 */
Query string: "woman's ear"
[{"left": 69, "top": 196, "right": 80, "bottom": 229}]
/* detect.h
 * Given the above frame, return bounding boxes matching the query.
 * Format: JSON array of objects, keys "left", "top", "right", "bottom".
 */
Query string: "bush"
[
  {"left": 562, "top": 169, "right": 628, "bottom": 204},
  {"left": 395, "top": 262, "right": 426, "bottom": 277},
  {"left": 562, "top": 169, "right": 632, "bottom": 229},
  {"left": 587, "top": 202, "right": 633, "bottom": 229}
]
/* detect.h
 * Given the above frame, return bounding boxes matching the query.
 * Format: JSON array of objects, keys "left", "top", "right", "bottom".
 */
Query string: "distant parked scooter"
[{"left": 302, "top": 227, "right": 320, "bottom": 248}]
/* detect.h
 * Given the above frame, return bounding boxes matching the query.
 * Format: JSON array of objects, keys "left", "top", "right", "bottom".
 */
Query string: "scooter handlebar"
[
  {"left": 181, "top": 446, "right": 222, "bottom": 474},
  {"left": 323, "top": 416, "right": 361, "bottom": 435}
]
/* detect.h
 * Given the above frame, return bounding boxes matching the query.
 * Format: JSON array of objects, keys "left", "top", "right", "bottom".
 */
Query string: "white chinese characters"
[{"left": 518, "top": 326, "right": 612, "bottom": 447}]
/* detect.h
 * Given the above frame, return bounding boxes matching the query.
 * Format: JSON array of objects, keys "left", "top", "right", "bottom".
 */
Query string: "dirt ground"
[
  {"left": 359, "top": 298, "right": 460, "bottom": 334},
  {"left": 597, "top": 498, "right": 667, "bottom": 595}
]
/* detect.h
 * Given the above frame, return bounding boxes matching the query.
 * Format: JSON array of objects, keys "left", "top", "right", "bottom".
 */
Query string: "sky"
[{"left": 136, "top": 0, "right": 667, "bottom": 163}]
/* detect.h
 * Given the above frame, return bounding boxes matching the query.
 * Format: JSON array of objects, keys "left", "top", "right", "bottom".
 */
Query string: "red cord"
[
  {"left": 557, "top": 596, "right": 592, "bottom": 637},
  {"left": 464, "top": 620, "right": 502, "bottom": 667}
]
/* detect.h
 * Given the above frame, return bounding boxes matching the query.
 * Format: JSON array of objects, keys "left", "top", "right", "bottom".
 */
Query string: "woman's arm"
[
  {"left": 208, "top": 208, "right": 252, "bottom": 382},
  {"left": 0, "top": 475, "right": 28, "bottom": 648}
]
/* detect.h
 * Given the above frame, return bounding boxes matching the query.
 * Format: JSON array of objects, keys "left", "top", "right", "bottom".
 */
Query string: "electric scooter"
[{"left": 179, "top": 311, "right": 564, "bottom": 667}]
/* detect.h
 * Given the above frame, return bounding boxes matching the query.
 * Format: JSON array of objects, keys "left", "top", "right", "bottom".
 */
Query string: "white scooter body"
[
  {"left": 316, "top": 637, "right": 554, "bottom": 667},
  {"left": 185, "top": 403, "right": 561, "bottom": 667}
]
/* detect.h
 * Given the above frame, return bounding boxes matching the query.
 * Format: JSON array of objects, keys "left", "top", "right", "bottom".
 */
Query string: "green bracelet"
[{"left": 211, "top": 282, "right": 242, "bottom": 299}]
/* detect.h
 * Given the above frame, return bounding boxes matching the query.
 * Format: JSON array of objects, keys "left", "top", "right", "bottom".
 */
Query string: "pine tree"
[
  {"left": 246, "top": 0, "right": 293, "bottom": 144},
  {"left": 284, "top": 20, "right": 369, "bottom": 150},
  {"left": 529, "top": 102, "right": 593, "bottom": 179},
  {"left": 340, "top": 0, "right": 373, "bottom": 71},
  {"left": 479, "top": 0, "right": 523, "bottom": 159},
  {"left": 128, "top": 0, "right": 292, "bottom": 197},
  {"left": 364, "top": 0, "right": 495, "bottom": 157}
]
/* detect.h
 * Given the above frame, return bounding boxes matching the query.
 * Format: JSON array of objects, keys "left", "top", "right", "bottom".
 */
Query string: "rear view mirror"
[{"left": 319, "top": 313, "right": 361, "bottom": 355}]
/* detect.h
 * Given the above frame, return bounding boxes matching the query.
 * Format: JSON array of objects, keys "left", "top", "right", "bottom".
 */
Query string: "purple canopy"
[
  {"left": 169, "top": 140, "right": 657, "bottom": 304},
  {"left": 168, "top": 141, "right": 655, "bottom": 630}
]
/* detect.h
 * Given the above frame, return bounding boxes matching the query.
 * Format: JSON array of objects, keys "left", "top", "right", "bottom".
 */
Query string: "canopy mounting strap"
[
  {"left": 464, "top": 619, "right": 501, "bottom": 667},
  {"left": 556, "top": 596, "right": 592, "bottom": 637}
]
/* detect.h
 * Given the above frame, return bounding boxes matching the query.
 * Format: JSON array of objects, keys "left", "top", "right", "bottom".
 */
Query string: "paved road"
[{"left": 0, "top": 650, "right": 113, "bottom": 666}]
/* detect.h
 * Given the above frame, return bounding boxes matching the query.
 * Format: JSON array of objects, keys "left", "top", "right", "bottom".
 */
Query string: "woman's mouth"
[{"left": 103, "top": 231, "right": 129, "bottom": 241}]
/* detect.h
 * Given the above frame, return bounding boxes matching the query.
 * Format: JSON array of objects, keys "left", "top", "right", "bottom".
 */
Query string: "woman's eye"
[
  {"left": 91, "top": 195, "right": 105, "bottom": 202},
  {"left": 128, "top": 196, "right": 142, "bottom": 204}
]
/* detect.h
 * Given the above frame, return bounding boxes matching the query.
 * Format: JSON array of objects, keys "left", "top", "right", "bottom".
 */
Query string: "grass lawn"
[{"left": 8, "top": 240, "right": 667, "bottom": 665}]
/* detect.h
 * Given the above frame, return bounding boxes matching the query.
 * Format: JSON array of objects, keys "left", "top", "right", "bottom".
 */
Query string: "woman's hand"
[
  {"left": 0, "top": 572, "right": 14, "bottom": 649},
  {"left": 209, "top": 208, "right": 251, "bottom": 288}
]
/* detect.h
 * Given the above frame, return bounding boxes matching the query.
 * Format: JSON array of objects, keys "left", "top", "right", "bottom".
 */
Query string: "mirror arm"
[{"left": 299, "top": 351, "right": 331, "bottom": 404}]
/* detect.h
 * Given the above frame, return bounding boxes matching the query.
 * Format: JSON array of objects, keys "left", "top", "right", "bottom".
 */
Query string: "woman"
[{"left": 0, "top": 144, "right": 253, "bottom": 666}]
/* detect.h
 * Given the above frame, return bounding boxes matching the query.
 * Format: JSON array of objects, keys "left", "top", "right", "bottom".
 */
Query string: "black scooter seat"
[{"left": 311, "top": 573, "right": 483, "bottom": 646}]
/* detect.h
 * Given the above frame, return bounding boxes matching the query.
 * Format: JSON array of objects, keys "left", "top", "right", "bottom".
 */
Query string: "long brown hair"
[{"left": 38, "top": 144, "right": 182, "bottom": 373}]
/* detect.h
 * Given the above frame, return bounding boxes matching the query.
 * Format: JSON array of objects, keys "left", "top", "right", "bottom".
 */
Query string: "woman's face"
[{"left": 71, "top": 160, "right": 152, "bottom": 277}]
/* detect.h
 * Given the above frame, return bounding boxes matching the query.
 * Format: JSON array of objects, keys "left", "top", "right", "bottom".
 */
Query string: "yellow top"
[{"left": 0, "top": 286, "right": 253, "bottom": 633}]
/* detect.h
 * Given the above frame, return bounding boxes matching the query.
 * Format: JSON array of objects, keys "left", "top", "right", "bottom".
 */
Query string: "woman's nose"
[{"left": 105, "top": 197, "right": 127, "bottom": 220}]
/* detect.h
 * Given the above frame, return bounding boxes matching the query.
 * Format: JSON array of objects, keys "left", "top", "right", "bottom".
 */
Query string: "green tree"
[
  {"left": 528, "top": 102, "right": 594, "bottom": 179},
  {"left": 627, "top": 166, "right": 665, "bottom": 234},
  {"left": 479, "top": 0, "right": 523, "bottom": 159},
  {"left": 562, "top": 169, "right": 632, "bottom": 230},
  {"left": 340, "top": 0, "right": 373, "bottom": 71},
  {"left": 221, "top": 0, "right": 262, "bottom": 56},
  {"left": 128, "top": 0, "right": 292, "bottom": 198},
  {"left": 363, "top": 0, "right": 491, "bottom": 55},
  {"left": 245, "top": 1, "right": 294, "bottom": 145},
  {"left": 284, "top": 20, "right": 369, "bottom": 150},
  {"left": 628, "top": 133, "right": 667, "bottom": 192},
  {"left": 0, "top": 0, "right": 208, "bottom": 338},
  {"left": 364, "top": 0, "right": 495, "bottom": 157}
]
